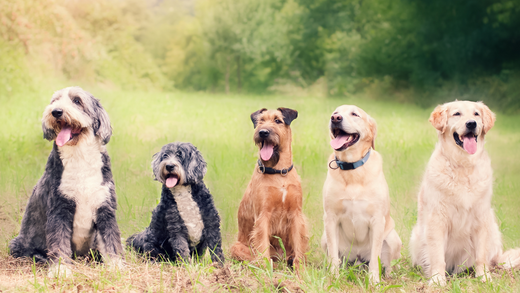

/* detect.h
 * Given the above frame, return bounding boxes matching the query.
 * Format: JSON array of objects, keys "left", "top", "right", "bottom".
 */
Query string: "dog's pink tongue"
[
  {"left": 166, "top": 176, "right": 178, "bottom": 188},
  {"left": 56, "top": 125, "right": 72, "bottom": 147},
  {"left": 260, "top": 143, "right": 274, "bottom": 161},
  {"left": 330, "top": 134, "right": 348, "bottom": 150},
  {"left": 463, "top": 136, "right": 477, "bottom": 154}
]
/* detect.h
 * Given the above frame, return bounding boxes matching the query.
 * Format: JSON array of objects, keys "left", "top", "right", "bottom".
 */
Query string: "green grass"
[{"left": 1, "top": 87, "right": 520, "bottom": 292}]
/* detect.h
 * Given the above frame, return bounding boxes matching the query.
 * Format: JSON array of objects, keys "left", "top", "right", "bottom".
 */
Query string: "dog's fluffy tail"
[{"left": 498, "top": 248, "right": 520, "bottom": 269}]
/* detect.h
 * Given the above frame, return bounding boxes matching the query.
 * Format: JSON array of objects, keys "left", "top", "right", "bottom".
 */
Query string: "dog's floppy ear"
[
  {"left": 185, "top": 145, "right": 207, "bottom": 184},
  {"left": 368, "top": 116, "right": 377, "bottom": 150},
  {"left": 429, "top": 104, "right": 448, "bottom": 133},
  {"left": 151, "top": 152, "right": 161, "bottom": 181},
  {"left": 478, "top": 102, "right": 496, "bottom": 134},
  {"left": 90, "top": 94, "right": 112, "bottom": 145},
  {"left": 277, "top": 107, "right": 298, "bottom": 126},
  {"left": 250, "top": 108, "right": 267, "bottom": 128}
]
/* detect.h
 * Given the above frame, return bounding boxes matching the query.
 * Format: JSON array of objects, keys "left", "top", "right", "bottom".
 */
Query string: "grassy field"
[{"left": 1, "top": 85, "right": 520, "bottom": 292}]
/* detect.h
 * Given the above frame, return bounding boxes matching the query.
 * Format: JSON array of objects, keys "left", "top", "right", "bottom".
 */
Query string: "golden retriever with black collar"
[
  {"left": 410, "top": 100, "right": 520, "bottom": 286},
  {"left": 321, "top": 105, "right": 402, "bottom": 283}
]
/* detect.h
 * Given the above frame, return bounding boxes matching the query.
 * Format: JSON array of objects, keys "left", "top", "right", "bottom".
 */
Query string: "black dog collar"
[
  {"left": 257, "top": 160, "right": 293, "bottom": 176},
  {"left": 329, "top": 149, "right": 371, "bottom": 171}
]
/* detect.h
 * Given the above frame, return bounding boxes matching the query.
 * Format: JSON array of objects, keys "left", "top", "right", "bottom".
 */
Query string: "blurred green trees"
[{"left": 1, "top": 0, "right": 519, "bottom": 111}]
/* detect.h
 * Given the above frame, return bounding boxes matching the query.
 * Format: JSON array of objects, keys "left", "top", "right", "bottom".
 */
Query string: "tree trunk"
[
  {"left": 236, "top": 55, "right": 241, "bottom": 93},
  {"left": 225, "top": 55, "right": 230, "bottom": 94}
]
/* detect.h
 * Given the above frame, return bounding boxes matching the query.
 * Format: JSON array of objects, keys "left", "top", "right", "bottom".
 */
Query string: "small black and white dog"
[
  {"left": 127, "top": 142, "right": 224, "bottom": 264},
  {"left": 9, "top": 87, "right": 123, "bottom": 277}
]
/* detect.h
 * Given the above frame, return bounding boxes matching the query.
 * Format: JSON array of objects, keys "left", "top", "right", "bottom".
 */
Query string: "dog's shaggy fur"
[
  {"left": 321, "top": 105, "right": 402, "bottom": 283},
  {"left": 230, "top": 108, "right": 308, "bottom": 269},
  {"left": 9, "top": 87, "right": 123, "bottom": 277},
  {"left": 127, "top": 142, "right": 224, "bottom": 264},
  {"left": 410, "top": 100, "right": 520, "bottom": 286}
]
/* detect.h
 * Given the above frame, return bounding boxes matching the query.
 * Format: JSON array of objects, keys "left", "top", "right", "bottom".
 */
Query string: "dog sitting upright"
[
  {"left": 321, "top": 105, "right": 402, "bottom": 283},
  {"left": 230, "top": 108, "right": 308, "bottom": 269},
  {"left": 127, "top": 142, "right": 224, "bottom": 264},
  {"left": 410, "top": 101, "right": 520, "bottom": 286},
  {"left": 9, "top": 87, "right": 123, "bottom": 277}
]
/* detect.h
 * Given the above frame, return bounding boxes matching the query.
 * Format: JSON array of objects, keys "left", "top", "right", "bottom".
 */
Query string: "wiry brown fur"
[{"left": 230, "top": 108, "right": 309, "bottom": 269}]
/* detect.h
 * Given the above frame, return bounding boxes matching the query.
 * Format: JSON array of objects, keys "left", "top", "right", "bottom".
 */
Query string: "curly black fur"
[{"left": 127, "top": 142, "right": 224, "bottom": 264}]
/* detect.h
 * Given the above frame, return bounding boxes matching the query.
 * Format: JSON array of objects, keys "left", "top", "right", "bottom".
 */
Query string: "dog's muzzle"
[
  {"left": 453, "top": 122, "right": 478, "bottom": 155},
  {"left": 330, "top": 126, "right": 359, "bottom": 151}
]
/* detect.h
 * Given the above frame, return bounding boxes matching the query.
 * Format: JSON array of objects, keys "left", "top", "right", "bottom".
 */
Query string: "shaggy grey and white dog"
[
  {"left": 9, "top": 86, "right": 123, "bottom": 277},
  {"left": 127, "top": 142, "right": 224, "bottom": 264}
]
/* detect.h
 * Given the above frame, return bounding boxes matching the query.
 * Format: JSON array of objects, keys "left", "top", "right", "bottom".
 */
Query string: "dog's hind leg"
[
  {"left": 499, "top": 248, "right": 520, "bottom": 269},
  {"left": 9, "top": 237, "right": 30, "bottom": 259},
  {"left": 10, "top": 183, "right": 49, "bottom": 261},
  {"left": 9, "top": 237, "right": 48, "bottom": 263},
  {"left": 127, "top": 230, "right": 166, "bottom": 259}
]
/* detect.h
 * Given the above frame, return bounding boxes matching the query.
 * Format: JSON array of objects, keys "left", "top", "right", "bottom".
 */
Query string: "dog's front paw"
[
  {"left": 476, "top": 268, "right": 492, "bottom": 283},
  {"left": 369, "top": 271, "right": 380, "bottom": 285},
  {"left": 213, "top": 256, "right": 225, "bottom": 267},
  {"left": 107, "top": 257, "right": 125, "bottom": 271},
  {"left": 329, "top": 258, "right": 340, "bottom": 277},
  {"left": 47, "top": 263, "right": 72, "bottom": 279},
  {"left": 428, "top": 274, "right": 447, "bottom": 286}
]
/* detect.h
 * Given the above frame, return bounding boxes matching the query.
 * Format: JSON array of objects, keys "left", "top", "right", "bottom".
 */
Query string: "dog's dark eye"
[
  {"left": 162, "top": 153, "right": 168, "bottom": 159},
  {"left": 351, "top": 112, "right": 359, "bottom": 117},
  {"left": 73, "top": 97, "right": 81, "bottom": 105},
  {"left": 453, "top": 112, "right": 461, "bottom": 116},
  {"left": 474, "top": 112, "right": 479, "bottom": 116},
  {"left": 275, "top": 119, "right": 283, "bottom": 124}
]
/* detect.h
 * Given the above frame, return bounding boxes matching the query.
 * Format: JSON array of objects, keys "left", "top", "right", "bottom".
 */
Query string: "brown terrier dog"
[{"left": 230, "top": 108, "right": 308, "bottom": 268}]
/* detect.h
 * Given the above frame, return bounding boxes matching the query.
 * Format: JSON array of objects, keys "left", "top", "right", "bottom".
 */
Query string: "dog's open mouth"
[
  {"left": 330, "top": 129, "right": 360, "bottom": 151},
  {"left": 453, "top": 132, "right": 478, "bottom": 155},
  {"left": 260, "top": 141, "right": 278, "bottom": 161},
  {"left": 165, "top": 174, "right": 179, "bottom": 188},
  {"left": 56, "top": 121, "right": 82, "bottom": 147}
]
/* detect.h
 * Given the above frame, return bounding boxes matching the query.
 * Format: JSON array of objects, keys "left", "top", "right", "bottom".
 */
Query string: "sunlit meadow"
[{"left": 1, "top": 86, "right": 520, "bottom": 292}]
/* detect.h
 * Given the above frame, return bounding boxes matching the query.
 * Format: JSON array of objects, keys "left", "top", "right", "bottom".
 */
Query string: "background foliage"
[{"left": 1, "top": 0, "right": 519, "bottom": 111}]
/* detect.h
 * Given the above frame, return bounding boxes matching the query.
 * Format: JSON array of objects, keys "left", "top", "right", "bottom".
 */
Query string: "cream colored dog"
[
  {"left": 410, "top": 100, "right": 520, "bottom": 286},
  {"left": 321, "top": 105, "right": 402, "bottom": 283}
]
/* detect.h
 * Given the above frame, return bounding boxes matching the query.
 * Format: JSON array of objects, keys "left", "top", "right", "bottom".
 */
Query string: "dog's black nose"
[
  {"left": 259, "top": 129, "right": 269, "bottom": 138},
  {"left": 52, "top": 109, "right": 63, "bottom": 118},
  {"left": 331, "top": 114, "right": 343, "bottom": 124},
  {"left": 166, "top": 164, "right": 175, "bottom": 172},
  {"left": 466, "top": 120, "right": 477, "bottom": 130}
]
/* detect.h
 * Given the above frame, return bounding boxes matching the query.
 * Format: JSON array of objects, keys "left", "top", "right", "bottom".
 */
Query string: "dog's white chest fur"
[
  {"left": 58, "top": 138, "right": 109, "bottom": 254},
  {"left": 171, "top": 185, "right": 204, "bottom": 246},
  {"left": 337, "top": 199, "right": 372, "bottom": 256}
]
